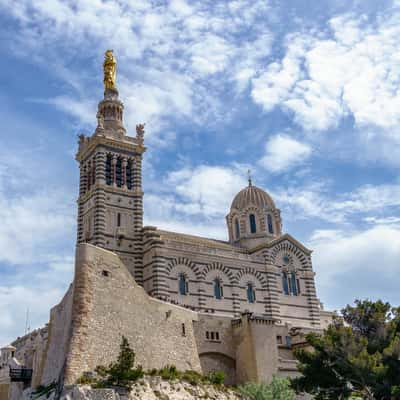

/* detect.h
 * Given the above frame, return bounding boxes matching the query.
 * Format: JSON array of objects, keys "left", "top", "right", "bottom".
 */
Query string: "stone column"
[
  {"left": 95, "top": 151, "right": 106, "bottom": 185},
  {"left": 77, "top": 164, "right": 87, "bottom": 243},
  {"left": 111, "top": 154, "right": 117, "bottom": 186},
  {"left": 122, "top": 157, "right": 127, "bottom": 188},
  {"left": 264, "top": 264, "right": 281, "bottom": 320},
  {"left": 303, "top": 269, "right": 321, "bottom": 326}
]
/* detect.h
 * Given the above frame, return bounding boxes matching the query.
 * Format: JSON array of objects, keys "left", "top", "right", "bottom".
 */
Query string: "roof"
[
  {"left": 231, "top": 183, "right": 275, "bottom": 211},
  {"left": 156, "top": 229, "right": 247, "bottom": 253}
]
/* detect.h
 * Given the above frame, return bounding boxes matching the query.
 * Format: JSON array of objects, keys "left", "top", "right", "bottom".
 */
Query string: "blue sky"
[{"left": 0, "top": 0, "right": 399, "bottom": 346}]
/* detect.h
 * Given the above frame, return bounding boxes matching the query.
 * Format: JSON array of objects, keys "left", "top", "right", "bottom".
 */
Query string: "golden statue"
[{"left": 103, "top": 50, "right": 117, "bottom": 90}]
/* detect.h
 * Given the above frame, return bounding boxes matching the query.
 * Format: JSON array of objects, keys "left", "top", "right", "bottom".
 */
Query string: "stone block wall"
[{"left": 63, "top": 244, "right": 202, "bottom": 384}]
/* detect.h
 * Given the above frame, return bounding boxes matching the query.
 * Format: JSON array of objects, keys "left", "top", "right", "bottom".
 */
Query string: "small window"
[
  {"left": 182, "top": 323, "right": 186, "bottom": 337},
  {"left": 234, "top": 219, "right": 240, "bottom": 239},
  {"left": 249, "top": 214, "right": 257, "bottom": 233},
  {"left": 215, "top": 332, "right": 220, "bottom": 341},
  {"left": 102, "top": 270, "right": 110, "bottom": 277},
  {"left": 277, "top": 335, "right": 283, "bottom": 344},
  {"left": 285, "top": 336, "right": 292, "bottom": 348},
  {"left": 214, "top": 279, "right": 223, "bottom": 300},
  {"left": 179, "top": 274, "right": 188, "bottom": 295},
  {"left": 267, "top": 214, "right": 274, "bottom": 234},
  {"left": 247, "top": 283, "right": 256, "bottom": 303},
  {"left": 211, "top": 332, "right": 215, "bottom": 340},
  {"left": 206, "top": 331, "right": 210, "bottom": 339},
  {"left": 117, "top": 213, "right": 121, "bottom": 227}
]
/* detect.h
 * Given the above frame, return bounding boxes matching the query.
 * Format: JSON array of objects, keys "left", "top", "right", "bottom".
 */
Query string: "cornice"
[{"left": 76, "top": 134, "right": 146, "bottom": 162}]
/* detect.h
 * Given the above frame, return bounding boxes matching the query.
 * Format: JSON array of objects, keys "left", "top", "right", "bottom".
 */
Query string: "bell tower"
[{"left": 75, "top": 50, "right": 146, "bottom": 283}]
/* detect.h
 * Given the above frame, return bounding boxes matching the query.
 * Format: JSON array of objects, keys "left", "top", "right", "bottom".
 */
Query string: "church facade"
[{"left": 0, "top": 51, "right": 334, "bottom": 399}]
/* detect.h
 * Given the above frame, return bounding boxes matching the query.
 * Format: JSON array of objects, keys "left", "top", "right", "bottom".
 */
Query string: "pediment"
[{"left": 248, "top": 233, "right": 312, "bottom": 256}]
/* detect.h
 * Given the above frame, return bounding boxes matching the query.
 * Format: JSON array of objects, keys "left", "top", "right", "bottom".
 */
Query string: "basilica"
[{"left": 0, "top": 51, "right": 334, "bottom": 399}]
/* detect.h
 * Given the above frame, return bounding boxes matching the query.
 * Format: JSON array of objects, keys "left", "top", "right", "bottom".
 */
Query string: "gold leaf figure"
[{"left": 103, "top": 50, "right": 117, "bottom": 90}]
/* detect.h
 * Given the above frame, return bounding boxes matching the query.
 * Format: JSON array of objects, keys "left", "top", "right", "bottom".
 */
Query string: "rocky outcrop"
[{"left": 21, "top": 377, "right": 242, "bottom": 400}]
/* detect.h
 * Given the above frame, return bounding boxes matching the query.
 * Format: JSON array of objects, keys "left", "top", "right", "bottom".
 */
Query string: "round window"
[{"left": 282, "top": 255, "right": 290, "bottom": 265}]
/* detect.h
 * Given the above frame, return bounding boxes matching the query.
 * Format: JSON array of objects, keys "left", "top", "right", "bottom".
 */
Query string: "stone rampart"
[{"left": 63, "top": 244, "right": 202, "bottom": 384}]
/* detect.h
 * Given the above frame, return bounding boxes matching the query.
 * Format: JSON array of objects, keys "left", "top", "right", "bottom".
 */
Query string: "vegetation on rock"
[{"left": 238, "top": 377, "right": 295, "bottom": 400}]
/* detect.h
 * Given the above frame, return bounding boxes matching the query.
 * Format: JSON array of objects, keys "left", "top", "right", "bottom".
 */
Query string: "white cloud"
[
  {"left": 166, "top": 165, "right": 247, "bottom": 217},
  {"left": 0, "top": 0, "right": 274, "bottom": 138},
  {"left": 310, "top": 225, "right": 400, "bottom": 310},
  {"left": 259, "top": 134, "right": 312, "bottom": 172},
  {"left": 275, "top": 182, "right": 400, "bottom": 223},
  {"left": 251, "top": 11, "right": 400, "bottom": 134},
  {"left": 0, "top": 283, "right": 69, "bottom": 346}
]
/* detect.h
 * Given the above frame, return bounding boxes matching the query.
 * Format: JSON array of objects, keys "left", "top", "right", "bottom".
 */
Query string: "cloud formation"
[
  {"left": 251, "top": 10, "right": 400, "bottom": 134},
  {"left": 259, "top": 134, "right": 312, "bottom": 173}
]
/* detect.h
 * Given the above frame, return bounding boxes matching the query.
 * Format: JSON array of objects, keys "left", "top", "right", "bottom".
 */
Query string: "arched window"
[
  {"left": 105, "top": 155, "right": 112, "bottom": 185},
  {"left": 267, "top": 214, "right": 274, "bottom": 234},
  {"left": 179, "top": 274, "right": 188, "bottom": 295},
  {"left": 282, "top": 272, "right": 289, "bottom": 295},
  {"left": 249, "top": 214, "right": 257, "bottom": 233},
  {"left": 234, "top": 219, "right": 240, "bottom": 239},
  {"left": 214, "top": 279, "right": 223, "bottom": 299},
  {"left": 126, "top": 160, "right": 132, "bottom": 190},
  {"left": 282, "top": 271, "right": 299, "bottom": 296},
  {"left": 247, "top": 283, "right": 256, "bottom": 303},
  {"left": 115, "top": 158, "right": 122, "bottom": 187}
]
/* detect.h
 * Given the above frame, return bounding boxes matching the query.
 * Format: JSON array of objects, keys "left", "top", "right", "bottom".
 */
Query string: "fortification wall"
[
  {"left": 41, "top": 285, "right": 74, "bottom": 386},
  {"left": 63, "top": 244, "right": 202, "bottom": 385}
]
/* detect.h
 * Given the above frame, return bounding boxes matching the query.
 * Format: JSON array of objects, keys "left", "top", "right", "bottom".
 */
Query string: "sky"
[{"left": 0, "top": 0, "right": 399, "bottom": 346}]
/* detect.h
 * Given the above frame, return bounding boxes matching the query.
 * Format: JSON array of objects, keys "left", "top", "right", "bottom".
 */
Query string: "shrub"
[
  {"left": 182, "top": 370, "right": 203, "bottom": 385},
  {"left": 159, "top": 365, "right": 180, "bottom": 381},
  {"left": 206, "top": 370, "right": 225, "bottom": 385},
  {"left": 95, "top": 336, "right": 144, "bottom": 389},
  {"left": 238, "top": 377, "right": 295, "bottom": 400}
]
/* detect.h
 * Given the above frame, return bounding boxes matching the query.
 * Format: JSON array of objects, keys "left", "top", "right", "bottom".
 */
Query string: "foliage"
[
  {"left": 181, "top": 369, "right": 203, "bottom": 385},
  {"left": 76, "top": 374, "right": 97, "bottom": 385},
  {"left": 31, "top": 381, "right": 57, "bottom": 399},
  {"left": 93, "top": 336, "right": 143, "bottom": 389},
  {"left": 158, "top": 365, "right": 180, "bottom": 381},
  {"left": 144, "top": 366, "right": 225, "bottom": 386},
  {"left": 238, "top": 377, "right": 295, "bottom": 400},
  {"left": 291, "top": 299, "right": 400, "bottom": 400},
  {"left": 205, "top": 370, "right": 225, "bottom": 385}
]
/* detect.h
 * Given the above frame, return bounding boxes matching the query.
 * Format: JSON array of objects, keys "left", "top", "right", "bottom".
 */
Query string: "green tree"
[
  {"left": 100, "top": 336, "right": 143, "bottom": 389},
  {"left": 238, "top": 377, "right": 295, "bottom": 400},
  {"left": 291, "top": 299, "right": 400, "bottom": 399}
]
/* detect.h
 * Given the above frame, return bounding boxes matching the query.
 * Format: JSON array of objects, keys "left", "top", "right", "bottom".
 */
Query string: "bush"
[
  {"left": 206, "top": 370, "right": 225, "bottom": 385},
  {"left": 158, "top": 365, "right": 180, "bottom": 381},
  {"left": 182, "top": 370, "right": 203, "bottom": 385},
  {"left": 93, "top": 336, "right": 143, "bottom": 389},
  {"left": 238, "top": 377, "right": 295, "bottom": 400}
]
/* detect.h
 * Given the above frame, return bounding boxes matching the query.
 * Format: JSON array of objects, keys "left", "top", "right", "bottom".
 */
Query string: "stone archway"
[{"left": 199, "top": 352, "right": 236, "bottom": 385}]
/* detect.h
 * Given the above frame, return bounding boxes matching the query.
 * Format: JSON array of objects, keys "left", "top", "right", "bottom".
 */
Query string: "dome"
[{"left": 231, "top": 183, "right": 275, "bottom": 211}]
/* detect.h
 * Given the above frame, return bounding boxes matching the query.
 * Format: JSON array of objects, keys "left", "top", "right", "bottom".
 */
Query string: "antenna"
[{"left": 25, "top": 308, "right": 30, "bottom": 335}]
